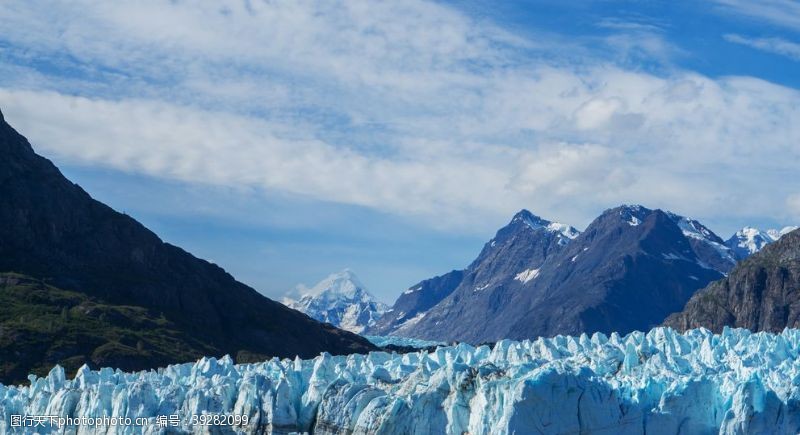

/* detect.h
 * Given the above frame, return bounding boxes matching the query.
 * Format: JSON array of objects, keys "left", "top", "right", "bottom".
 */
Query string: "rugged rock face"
[
  {"left": 0, "top": 108, "right": 374, "bottom": 382},
  {"left": 396, "top": 205, "right": 729, "bottom": 343},
  {"left": 367, "top": 210, "right": 578, "bottom": 336},
  {"left": 664, "top": 228, "right": 800, "bottom": 332},
  {"left": 283, "top": 269, "right": 387, "bottom": 334}
]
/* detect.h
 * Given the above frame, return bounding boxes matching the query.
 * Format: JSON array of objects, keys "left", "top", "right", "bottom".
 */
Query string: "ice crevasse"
[{"left": 2, "top": 327, "right": 800, "bottom": 434}]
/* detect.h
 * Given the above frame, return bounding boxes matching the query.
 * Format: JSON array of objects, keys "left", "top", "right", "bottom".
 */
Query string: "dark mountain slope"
[
  {"left": 664, "top": 228, "right": 800, "bottom": 332},
  {"left": 366, "top": 269, "right": 464, "bottom": 336},
  {"left": 0, "top": 108, "right": 373, "bottom": 382}
]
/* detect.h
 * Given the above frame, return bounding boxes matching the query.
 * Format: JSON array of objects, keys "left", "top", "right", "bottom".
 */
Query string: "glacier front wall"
[{"left": 1, "top": 327, "right": 800, "bottom": 434}]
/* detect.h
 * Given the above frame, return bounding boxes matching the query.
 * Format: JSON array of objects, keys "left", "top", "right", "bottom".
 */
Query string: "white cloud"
[
  {"left": 0, "top": 89, "right": 515, "bottom": 223},
  {"left": 573, "top": 98, "right": 627, "bottom": 130},
  {"left": 0, "top": 1, "right": 799, "bottom": 233},
  {"left": 712, "top": 0, "right": 800, "bottom": 31},
  {"left": 724, "top": 34, "right": 800, "bottom": 61},
  {"left": 512, "top": 143, "right": 631, "bottom": 197},
  {"left": 596, "top": 18, "right": 665, "bottom": 33}
]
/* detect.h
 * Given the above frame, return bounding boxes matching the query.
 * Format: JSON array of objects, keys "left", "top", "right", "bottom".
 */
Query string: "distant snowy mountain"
[
  {"left": 726, "top": 226, "right": 798, "bottom": 260},
  {"left": 283, "top": 270, "right": 387, "bottom": 334}
]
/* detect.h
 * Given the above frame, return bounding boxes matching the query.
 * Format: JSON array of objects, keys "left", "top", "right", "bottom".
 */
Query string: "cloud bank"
[{"left": 1, "top": 0, "right": 799, "bottom": 231}]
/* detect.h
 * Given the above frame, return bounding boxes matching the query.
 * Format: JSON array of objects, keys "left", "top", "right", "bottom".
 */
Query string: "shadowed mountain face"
[
  {"left": 0, "top": 109, "right": 373, "bottom": 382},
  {"left": 664, "top": 229, "right": 800, "bottom": 333},
  {"left": 366, "top": 269, "right": 464, "bottom": 337},
  {"left": 384, "top": 206, "right": 730, "bottom": 343}
]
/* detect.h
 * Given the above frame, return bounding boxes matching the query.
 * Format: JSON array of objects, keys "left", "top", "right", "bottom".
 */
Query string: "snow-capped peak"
[
  {"left": 726, "top": 225, "right": 799, "bottom": 259},
  {"left": 511, "top": 209, "right": 580, "bottom": 241},
  {"left": 299, "top": 268, "right": 365, "bottom": 300},
  {"left": 732, "top": 226, "right": 772, "bottom": 252},
  {"left": 283, "top": 269, "right": 387, "bottom": 334}
]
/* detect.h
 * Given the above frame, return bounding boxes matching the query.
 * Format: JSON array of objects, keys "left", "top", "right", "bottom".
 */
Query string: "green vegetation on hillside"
[{"left": 0, "top": 273, "right": 217, "bottom": 385}]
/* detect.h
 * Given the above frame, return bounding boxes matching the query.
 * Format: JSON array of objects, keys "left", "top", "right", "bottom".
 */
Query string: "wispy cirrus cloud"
[
  {"left": 724, "top": 33, "right": 800, "bottom": 61},
  {"left": 712, "top": 0, "right": 800, "bottom": 31},
  {"left": 0, "top": 0, "right": 799, "bottom": 234}
]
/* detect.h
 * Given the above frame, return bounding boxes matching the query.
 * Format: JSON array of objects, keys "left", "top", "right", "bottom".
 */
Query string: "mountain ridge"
[{"left": 378, "top": 205, "right": 731, "bottom": 342}]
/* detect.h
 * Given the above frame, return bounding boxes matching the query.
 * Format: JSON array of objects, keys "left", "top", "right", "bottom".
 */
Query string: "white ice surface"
[{"left": 2, "top": 327, "right": 800, "bottom": 434}]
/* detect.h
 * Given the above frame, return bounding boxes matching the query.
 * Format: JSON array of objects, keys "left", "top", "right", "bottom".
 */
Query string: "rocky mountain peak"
[
  {"left": 601, "top": 204, "right": 652, "bottom": 227},
  {"left": 507, "top": 209, "right": 580, "bottom": 243}
]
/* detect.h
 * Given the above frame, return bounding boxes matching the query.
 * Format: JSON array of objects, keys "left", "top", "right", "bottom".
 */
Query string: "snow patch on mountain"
[
  {"left": 402, "top": 285, "right": 421, "bottom": 295},
  {"left": 514, "top": 268, "right": 540, "bottom": 283},
  {"left": 6, "top": 327, "right": 800, "bottom": 434},
  {"left": 473, "top": 283, "right": 491, "bottom": 292},
  {"left": 667, "top": 212, "right": 736, "bottom": 264},
  {"left": 670, "top": 214, "right": 717, "bottom": 241},
  {"left": 394, "top": 312, "right": 427, "bottom": 333},
  {"left": 283, "top": 269, "right": 387, "bottom": 334},
  {"left": 617, "top": 204, "right": 647, "bottom": 226}
]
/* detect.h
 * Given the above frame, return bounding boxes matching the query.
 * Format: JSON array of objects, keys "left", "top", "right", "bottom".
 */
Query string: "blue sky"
[{"left": 1, "top": 0, "right": 799, "bottom": 302}]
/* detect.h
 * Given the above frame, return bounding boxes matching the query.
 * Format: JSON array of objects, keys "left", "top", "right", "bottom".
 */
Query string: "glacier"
[{"left": 2, "top": 327, "right": 800, "bottom": 434}]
